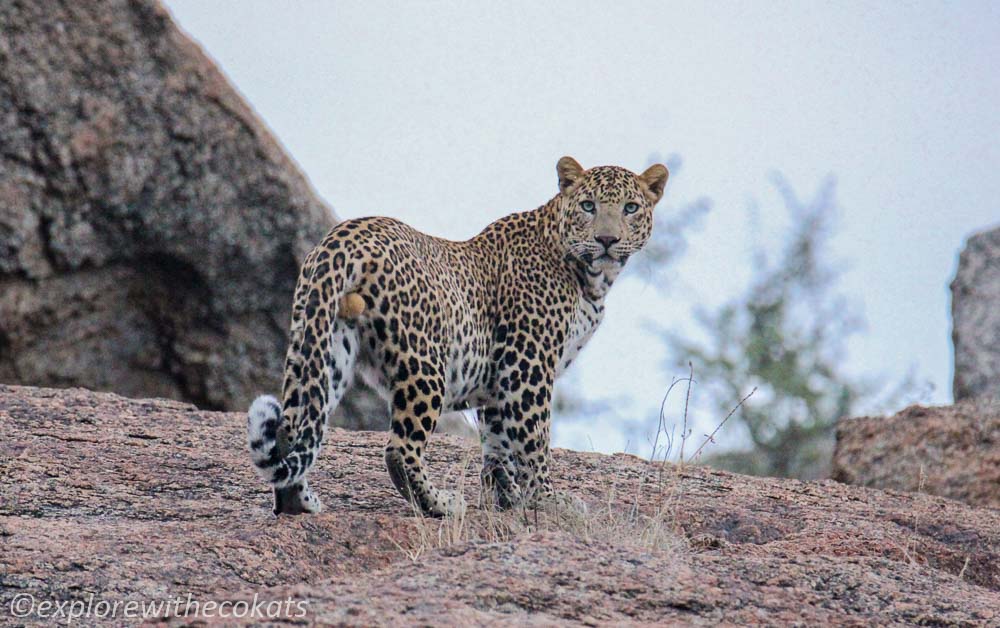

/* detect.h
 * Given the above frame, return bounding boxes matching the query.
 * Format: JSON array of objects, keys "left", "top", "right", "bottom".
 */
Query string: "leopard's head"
[{"left": 554, "top": 156, "right": 669, "bottom": 272}]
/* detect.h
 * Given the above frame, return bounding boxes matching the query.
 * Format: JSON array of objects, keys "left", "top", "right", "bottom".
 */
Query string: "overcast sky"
[{"left": 164, "top": 1, "right": 999, "bottom": 455}]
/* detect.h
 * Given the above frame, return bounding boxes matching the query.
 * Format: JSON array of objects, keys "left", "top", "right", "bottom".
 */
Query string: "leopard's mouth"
[{"left": 580, "top": 251, "right": 625, "bottom": 266}]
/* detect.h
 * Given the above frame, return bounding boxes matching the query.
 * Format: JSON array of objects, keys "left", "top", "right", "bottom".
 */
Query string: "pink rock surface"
[
  {"left": 834, "top": 401, "right": 1000, "bottom": 510},
  {"left": 2, "top": 385, "right": 998, "bottom": 625}
]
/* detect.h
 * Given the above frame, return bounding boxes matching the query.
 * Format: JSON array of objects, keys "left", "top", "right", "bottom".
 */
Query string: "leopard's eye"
[
  {"left": 580, "top": 200, "right": 596, "bottom": 213},
  {"left": 623, "top": 202, "right": 640, "bottom": 215}
]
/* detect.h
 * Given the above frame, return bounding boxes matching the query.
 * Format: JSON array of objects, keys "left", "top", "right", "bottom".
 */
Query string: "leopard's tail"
[
  {"left": 247, "top": 394, "right": 286, "bottom": 478},
  {"left": 247, "top": 393, "right": 327, "bottom": 515},
  {"left": 246, "top": 255, "right": 363, "bottom": 493}
]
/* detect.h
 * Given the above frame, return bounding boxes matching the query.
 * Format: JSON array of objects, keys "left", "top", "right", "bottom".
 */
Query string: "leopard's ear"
[
  {"left": 557, "top": 156, "right": 585, "bottom": 194},
  {"left": 638, "top": 164, "right": 669, "bottom": 203}
]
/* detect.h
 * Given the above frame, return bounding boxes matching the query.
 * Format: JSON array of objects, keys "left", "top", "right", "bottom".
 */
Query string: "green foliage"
[{"left": 662, "top": 175, "right": 870, "bottom": 480}]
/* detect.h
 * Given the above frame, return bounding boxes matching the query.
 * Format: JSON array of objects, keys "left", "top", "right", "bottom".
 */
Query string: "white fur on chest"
[{"left": 557, "top": 297, "right": 604, "bottom": 377}]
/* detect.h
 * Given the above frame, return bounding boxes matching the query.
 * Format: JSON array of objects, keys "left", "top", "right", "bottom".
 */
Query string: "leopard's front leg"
[
  {"left": 480, "top": 343, "right": 564, "bottom": 510},
  {"left": 480, "top": 405, "right": 523, "bottom": 509}
]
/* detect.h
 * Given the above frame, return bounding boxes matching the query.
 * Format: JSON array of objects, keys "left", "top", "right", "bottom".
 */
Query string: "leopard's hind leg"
[
  {"left": 249, "top": 318, "right": 359, "bottom": 515},
  {"left": 384, "top": 369, "right": 466, "bottom": 518}
]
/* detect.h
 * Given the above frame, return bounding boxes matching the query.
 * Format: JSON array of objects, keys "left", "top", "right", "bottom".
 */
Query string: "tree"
[{"left": 660, "top": 174, "right": 872, "bottom": 479}]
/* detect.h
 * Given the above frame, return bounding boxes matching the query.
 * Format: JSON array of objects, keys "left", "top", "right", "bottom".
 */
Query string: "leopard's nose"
[{"left": 595, "top": 235, "right": 620, "bottom": 250}]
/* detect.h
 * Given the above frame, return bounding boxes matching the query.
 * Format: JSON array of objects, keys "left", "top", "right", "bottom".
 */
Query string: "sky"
[{"left": 164, "top": 0, "right": 1000, "bottom": 456}]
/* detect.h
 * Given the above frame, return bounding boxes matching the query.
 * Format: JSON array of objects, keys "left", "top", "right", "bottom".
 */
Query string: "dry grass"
[
  {"left": 392, "top": 452, "right": 689, "bottom": 563},
  {"left": 863, "top": 462, "right": 975, "bottom": 582},
  {"left": 558, "top": 473, "right": 687, "bottom": 553},
  {"left": 393, "top": 369, "right": 753, "bottom": 563},
  {"left": 898, "top": 464, "right": 927, "bottom": 567}
]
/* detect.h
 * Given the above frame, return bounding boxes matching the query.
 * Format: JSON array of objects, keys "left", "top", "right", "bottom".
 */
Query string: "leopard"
[{"left": 247, "top": 156, "right": 669, "bottom": 517}]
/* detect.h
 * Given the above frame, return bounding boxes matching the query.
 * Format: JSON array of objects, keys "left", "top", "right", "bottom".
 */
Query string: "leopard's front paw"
[
  {"left": 481, "top": 458, "right": 522, "bottom": 510},
  {"left": 429, "top": 489, "right": 467, "bottom": 518},
  {"left": 531, "top": 489, "right": 588, "bottom": 516}
]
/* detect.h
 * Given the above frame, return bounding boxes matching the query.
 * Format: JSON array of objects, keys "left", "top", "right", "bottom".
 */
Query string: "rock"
[
  {"left": 0, "top": 0, "right": 386, "bottom": 428},
  {"left": 2, "top": 384, "right": 998, "bottom": 625},
  {"left": 833, "top": 401, "right": 1000, "bottom": 510},
  {"left": 952, "top": 224, "right": 1000, "bottom": 401}
]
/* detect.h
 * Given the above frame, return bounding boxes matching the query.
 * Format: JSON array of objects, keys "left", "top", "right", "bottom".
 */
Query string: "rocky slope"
[
  {"left": 834, "top": 401, "right": 1000, "bottom": 510},
  {"left": 2, "top": 385, "right": 998, "bottom": 625}
]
